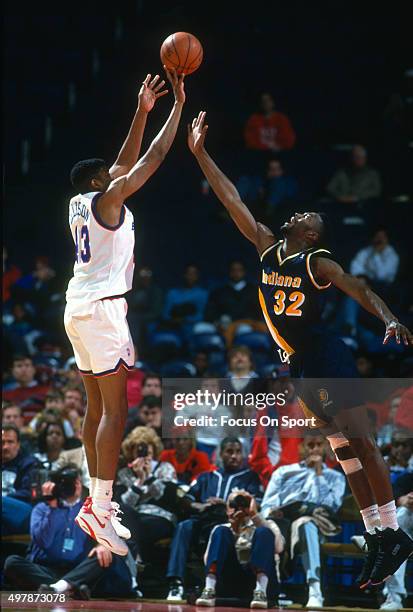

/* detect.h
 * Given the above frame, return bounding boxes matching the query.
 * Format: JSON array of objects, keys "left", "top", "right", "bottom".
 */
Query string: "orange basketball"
[{"left": 160, "top": 32, "right": 203, "bottom": 75}]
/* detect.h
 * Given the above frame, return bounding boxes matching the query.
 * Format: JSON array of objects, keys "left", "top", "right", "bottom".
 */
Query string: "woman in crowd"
[{"left": 116, "top": 427, "right": 181, "bottom": 566}]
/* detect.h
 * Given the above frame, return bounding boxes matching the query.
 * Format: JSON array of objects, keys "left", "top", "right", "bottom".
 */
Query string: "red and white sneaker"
[
  {"left": 110, "top": 501, "right": 131, "bottom": 540},
  {"left": 79, "top": 497, "right": 131, "bottom": 540},
  {"left": 75, "top": 499, "right": 128, "bottom": 556}
]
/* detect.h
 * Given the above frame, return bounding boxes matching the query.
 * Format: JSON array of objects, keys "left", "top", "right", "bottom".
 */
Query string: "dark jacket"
[
  {"left": 2, "top": 450, "right": 40, "bottom": 502},
  {"left": 187, "top": 467, "right": 263, "bottom": 504}
]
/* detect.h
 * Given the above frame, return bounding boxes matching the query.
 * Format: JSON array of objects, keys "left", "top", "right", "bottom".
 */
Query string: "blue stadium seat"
[
  {"left": 160, "top": 361, "right": 197, "bottom": 377},
  {"left": 234, "top": 332, "right": 272, "bottom": 352},
  {"left": 149, "top": 331, "right": 183, "bottom": 350},
  {"left": 189, "top": 333, "right": 226, "bottom": 353}
]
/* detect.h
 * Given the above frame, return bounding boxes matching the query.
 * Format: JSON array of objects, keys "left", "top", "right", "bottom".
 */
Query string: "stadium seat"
[
  {"left": 234, "top": 332, "right": 272, "bottom": 352},
  {"left": 160, "top": 361, "right": 197, "bottom": 377},
  {"left": 149, "top": 331, "right": 183, "bottom": 350},
  {"left": 189, "top": 332, "right": 226, "bottom": 353}
]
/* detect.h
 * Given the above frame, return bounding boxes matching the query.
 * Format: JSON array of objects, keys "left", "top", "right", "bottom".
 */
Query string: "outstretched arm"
[
  {"left": 109, "top": 74, "right": 168, "bottom": 179},
  {"left": 98, "top": 68, "right": 185, "bottom": 215},
  {"left": 314, "top": 257, "right": 413, "bottom": 346},
  {"left": 187, "top": 111, "right": 276, "bottom": 253}
]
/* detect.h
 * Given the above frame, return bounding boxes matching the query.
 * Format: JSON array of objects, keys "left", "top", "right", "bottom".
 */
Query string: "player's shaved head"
[
  {"left": 70, "top": 158, "right": 108, "bottom": 194},
  {"left": 280, "top": 211, "right": 325, "bottom": 247}
]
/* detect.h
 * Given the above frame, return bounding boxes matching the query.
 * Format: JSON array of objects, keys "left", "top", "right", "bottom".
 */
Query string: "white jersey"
[{"left": 66, "top": 191, "right": 135, "bottom": 313}]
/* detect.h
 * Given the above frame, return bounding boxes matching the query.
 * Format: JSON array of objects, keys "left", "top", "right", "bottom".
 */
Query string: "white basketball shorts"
[{"left": 64, "top": 297, "right": 135, "bottom": 377}]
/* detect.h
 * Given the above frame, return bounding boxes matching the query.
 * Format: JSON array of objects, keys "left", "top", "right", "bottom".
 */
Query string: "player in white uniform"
[{"left": 64, "top": 68, "right": 186, "bottom": 555}]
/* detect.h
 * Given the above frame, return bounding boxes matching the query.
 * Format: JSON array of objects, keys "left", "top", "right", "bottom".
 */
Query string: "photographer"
[
  {"left": 116, "top": 427, "right": 179, "bottom": 565},
  {"left": 196, "top": 489, "right": 284, "bottom": 608},
  {"left": 166, "top": 436, "right": 262, "bottom": 602},
  {"left": 4, "top": 465, "right": 132, "bottom": 599},
  {"left": 260, "top": 434, "right": 346, "bottom": 608}
]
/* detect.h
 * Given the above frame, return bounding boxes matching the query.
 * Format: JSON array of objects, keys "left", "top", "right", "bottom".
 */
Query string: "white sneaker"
[
  {"left": 166, "top": 583, "right": 185, "bottom": 602},
  {"left": 305, "top": 594, "right": 324, "bottom": 608},
  {"left": 380, "top": 591, "right": 404, "bottom": 610},
  {"left": 196, "top": 587, "right": 216, "bottom": 607},
  {"left": 110, "top": 501, "right": 131, "bottom": 539},
  {"left": 75, "top": 501, "right": 128, "bottom": 556},
  {"left": 250, "top": 588, "right": 268, "bottom": 608}
]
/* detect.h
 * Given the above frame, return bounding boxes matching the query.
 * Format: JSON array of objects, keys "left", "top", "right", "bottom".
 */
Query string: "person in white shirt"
[
  {"left": 64, "top": 68, "right": 186, "bottom": 556},
  {"left": 350, "top": 228, "right": 399, "bottom": 284}
]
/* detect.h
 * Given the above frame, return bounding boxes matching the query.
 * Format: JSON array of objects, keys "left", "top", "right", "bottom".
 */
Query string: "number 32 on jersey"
[
  {"left": 75, "top": 225, "right": 91, "bottom": 263},
  {"left": 273, "top": 289, "right": 305, "bottom": 316}
]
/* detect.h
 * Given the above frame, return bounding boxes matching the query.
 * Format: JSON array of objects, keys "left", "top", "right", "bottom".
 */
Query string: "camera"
[
  {"left": 229, "top": 493, "right": 250, "bottom": 511},
  {"left": 135, "top": 442, "right": 149, "bottom": 458},
  {"left": 31, "top": 465, "right": 79, "bottom": 502}
]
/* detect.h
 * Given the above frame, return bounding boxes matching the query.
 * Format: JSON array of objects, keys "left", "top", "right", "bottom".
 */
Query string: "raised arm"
[
  {"left": 314, "top": 257, "right": 413, "bottom": 346},
  {"left": 187, "top": 111, "right": 276, "bottom": 254},
  {"left": 109, "top": 74, "right": 168, "bottom": 179},
  {"left": 98, "top": 68, "right": 185, "bottom": 215}
]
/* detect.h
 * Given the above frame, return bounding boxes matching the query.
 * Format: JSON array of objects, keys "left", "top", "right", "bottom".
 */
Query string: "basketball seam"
[
  {"left": 171, "top": 34, "right": 182, "bottom": 70},
  {"left": 186, "top": 46, "right": 203, "bottom": 70},
  {"left": 182, "top": 33, "right": 191, "bottom": 71}
]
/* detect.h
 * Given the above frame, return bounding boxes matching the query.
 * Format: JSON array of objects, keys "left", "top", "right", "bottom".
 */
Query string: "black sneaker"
[
  {"left": 370, "top": 527, "right": 413, "bottom": 586},
  {"left": 355, "top": 531, "right": 380, "bottom": 590}
]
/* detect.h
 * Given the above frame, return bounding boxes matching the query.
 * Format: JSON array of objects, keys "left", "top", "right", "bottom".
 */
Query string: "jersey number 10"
[{"left": 75, "top": 225, "right": 91, "bottom": 263}]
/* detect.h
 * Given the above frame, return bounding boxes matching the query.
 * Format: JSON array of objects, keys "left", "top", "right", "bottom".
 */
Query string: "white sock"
[
  {"left": 309, "top": 580, "right": 322, "bottom": 598},
  {"left": 360, "top": 504, "right": 381, "bottom": 534},
  {"left": 379, "top": 500, "right": 399, "bottom": 531},
  {"left": 205, "top": 573, "right": 216, "bottom": 591},
  {"left": 89, "top": 477, "right": 97, "bottom": 497},
  {"left": 93, "top": 478, "right": 113, "bottom": 510},
  {"left": 50, "top": 579, "right": 70, "bottom": 593},
  {"left": 255, "top": 572, "right": 268, "bottom": 593}
]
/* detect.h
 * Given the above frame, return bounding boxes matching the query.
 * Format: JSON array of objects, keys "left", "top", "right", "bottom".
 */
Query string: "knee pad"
[{"left": 327, "top": 432, "right": 362, "bottom": 475}]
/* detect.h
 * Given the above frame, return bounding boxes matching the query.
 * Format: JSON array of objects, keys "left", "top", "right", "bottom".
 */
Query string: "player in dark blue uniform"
[{"left": 187, "top": 111, "right": 413, "bottom": 590}]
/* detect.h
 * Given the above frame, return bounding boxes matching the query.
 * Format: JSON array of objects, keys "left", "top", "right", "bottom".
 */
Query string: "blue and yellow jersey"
[{"left": 259, "top": 240, "right": 333, "bottom": 362}]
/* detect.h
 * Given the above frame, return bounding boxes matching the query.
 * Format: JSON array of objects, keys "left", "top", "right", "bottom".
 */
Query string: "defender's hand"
[
  {"left": 383, "top": 320, "right": 413, "bottom": 346},
  {"left": 187, "top": 111, "right": 208, "bottom": 154},
  {"left": 164, "top": 66, "right": 185, "bottom": 104},
  {"left": 138, "top": 74, "right": 168, "bottom": 113}
]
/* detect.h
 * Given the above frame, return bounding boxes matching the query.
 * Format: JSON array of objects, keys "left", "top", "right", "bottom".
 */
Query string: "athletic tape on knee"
[
  {"left": 339, "top": 457, "right": 363, "bottom": 475},
  {"left": 326, "top": 432, "right": 350, "bottom": 451}
]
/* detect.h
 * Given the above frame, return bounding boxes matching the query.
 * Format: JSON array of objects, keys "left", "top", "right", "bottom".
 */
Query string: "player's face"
[
  {"left": 93, "top": 167, "right": 112, "bottom": 192},
  {"left": 281, "top": 211, "right": 322, "bottom": 236}
]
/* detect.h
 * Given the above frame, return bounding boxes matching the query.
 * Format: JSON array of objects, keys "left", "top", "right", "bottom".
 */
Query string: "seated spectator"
[
  {"left": 261, "top": 434, "right": 346, "bottom": 608},
  {"left": 249, "top": 375, "right": 303, "bottom": 487},
  {"left": 30, "top": 393, "right": 75, "bottom": 439},
  {"left": 205, "top": 261, "right": 266, "bottom": 346},
  {"left": 13, "top": 255, "right": 62, "bottom": 330},
  {"left": 237, "top": 158, "right": 299, "bottom": 217},
  {"left": 116, "top": 427, "right": 178, "bottom": 565},
  {"left": 2, "top": 423, "right": 40, "bottom": 535},
  {"left": 4, "top": 465, "right": 132, "bottom": 599},
  {"left": 163, "top": 265, "right": 208, "bottom": 326},
  {"left": 244, "top": 93, "right": 296, "bottom": 152},
  {"left": 3, "top": 355, "right": 50, "bottom": 424},
  {"left": 166, "top": 436, "right": 262, "bottom": 602},
  {"left": 160, "top": 429, "right": 212, "bottom": 485},
  {"left": 223, "top": 346, "right": 259, "bottom": 394},
  {"left": 4, "top": 302, "right": 38, "bottom": 355},
  {"left": 125, "top": 395, "right": 162, "bottom": 438},
  {"left": 350, "top": 228, "right": 400, "bottom": 285},
  {"left": 128, "top": 266, "right": 164, "bottom": 348},
  {"left": 384, "top": 430, "right": 413, "bottom": 483},
  {"left": 142, "top": 373, "right": 162, "bottom": 398},
  {"left": 127, "top": 365, "right": 145, "bottom": 408},
  {"left": 394, "top": 385, "right": 413, "bottom": 432},
  {"left": 3, "top": 245, "right": 21, "bottom": 305},
  {"left": 34, "top": 421, "right": 69, "bottom": 470},
  {"left": 192, "top": 351, "right": 211, "bottom": 377},
  {"left": 63, "top": 384, "right": 85, "bottom": 417},
  {"left": 376, "top": 393, "right": 403, "bottom": 448},
  {"left": 326, "top": 144, "right": 382, "bottom": 207},
  {"left": 2, "top": 401, "right": 37, "bottom": 454},
  {"left": 196, "top": 489, "right": 284, "bottom": 608}
]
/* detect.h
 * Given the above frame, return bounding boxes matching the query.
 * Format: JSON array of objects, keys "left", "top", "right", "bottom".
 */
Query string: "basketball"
[{"left": 160, "top": 32, "right": 203, "bottom": 75}]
